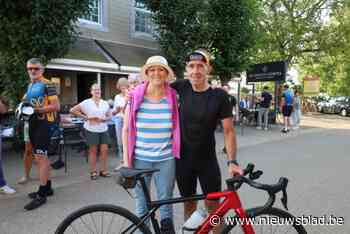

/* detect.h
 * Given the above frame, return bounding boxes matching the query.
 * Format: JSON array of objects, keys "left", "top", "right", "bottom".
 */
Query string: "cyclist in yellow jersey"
[{"left": 23, "top": 58, "right": 60, "bottom": 210}]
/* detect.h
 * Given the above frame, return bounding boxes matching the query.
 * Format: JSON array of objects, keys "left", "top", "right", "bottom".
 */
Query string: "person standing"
[
  {"left": 292, "top": 89, "right": 302, "bottom": 129},
  {"left": 170, "top": 50, "right": 242, "bottom": 231},
  {"left": 113, "top": 78, "right": 129, "bottom": 166},
  {"left": 128, "top": 74, "right": 141, "bottom": 89},
  {"left": 70, "top": 84, "right": 111, "bottom": 180},
  {"left": 23, "top": 58, "right": 60, "bottom": 210},
  {"left": 0, "top": 97, "right": 16, "bottom": 195},
  {"left": 257, "top": 86, "right": 272, "bottom": 130},
  {"left": 280, "top": 84, "right": 294, "bottom": 133},
  {"left": 122, "top": 56, "right": 180, "bottom": 233}
]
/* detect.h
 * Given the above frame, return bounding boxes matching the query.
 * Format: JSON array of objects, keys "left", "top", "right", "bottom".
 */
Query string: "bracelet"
[{"left": 227, "top": 159, "right": 239, "bottom": 166}]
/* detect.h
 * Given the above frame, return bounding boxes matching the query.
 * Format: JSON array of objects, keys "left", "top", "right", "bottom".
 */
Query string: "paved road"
[{"left": 0, "top": 113, "right": 349, "bottom": 233}]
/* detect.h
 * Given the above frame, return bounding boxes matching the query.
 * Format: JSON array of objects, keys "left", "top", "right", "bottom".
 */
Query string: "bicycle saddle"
[
  {"left": 118, "top": 167, "right": 159, "bottom": 178},
  {"left": 114, "top": 167, "right": 159, "bottom": 189}
]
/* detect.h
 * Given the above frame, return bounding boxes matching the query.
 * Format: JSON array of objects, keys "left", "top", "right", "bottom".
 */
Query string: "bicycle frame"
[{"left": 131, "top": 176, "right": 255, "bottom": 234}]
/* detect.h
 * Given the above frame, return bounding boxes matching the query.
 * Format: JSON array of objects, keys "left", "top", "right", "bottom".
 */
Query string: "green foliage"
[
  {"left": 0, "top": 0, "right": 91, "bottom": 102},
  {"left": 143, "top": 0, "right": 260, "bottom": 83},
  {"left": 299, "top": 2, "right": 350, "bottom": 96},
  {"left": 207, "top": 0, "right": 261, "bottom": 83},
  {"left": 255, "top": 0, "right": 341, "bottom": 65},
  {"left": 241, "top": 87, "right": 251, "bottom": 95}
]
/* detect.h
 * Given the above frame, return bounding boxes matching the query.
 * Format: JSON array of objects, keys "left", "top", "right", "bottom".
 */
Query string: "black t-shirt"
[
  {"left": 171, "top": 79, "right": 233, "bottom": 160},
  {"left": 260, "top": 91, "right": 272, "bottom": 108}
]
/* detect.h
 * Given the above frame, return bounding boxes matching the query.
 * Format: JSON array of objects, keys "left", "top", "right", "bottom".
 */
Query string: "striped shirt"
[{"left": 134, "top": 98, "right": 173, "bottom": 162}]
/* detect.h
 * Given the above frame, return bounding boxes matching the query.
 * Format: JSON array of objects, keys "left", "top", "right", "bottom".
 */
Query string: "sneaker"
[
  {"left": 292, "top": 126, "right": 299, "bottom": 130},
  {"left": 24, "top": 196, "right": 47, "bottom": 210},
  {"left": 0, "top": 185, "right": 16, "bottom": 194},
  {"left": 28, "top": 181, "right": 54, "bottom": 199},
  {"left": 28, "top": 188, "right": 54, "bottom": 199},
  {"left": 281, "top": 128, "right": 288, "bottom": 133},
  {"left": 264, "top": 127, "right": 268, "bottom": 131},
  {"left": 18, "top": 176, "right": 30, "bottom": 185},
  {"left": 256, "top": 126, "right": 262, "bottom": 130}
]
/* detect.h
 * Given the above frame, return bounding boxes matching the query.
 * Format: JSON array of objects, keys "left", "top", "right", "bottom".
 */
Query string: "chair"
[{"left": 62, "top": 124, "right": 88, "bottom": 173}]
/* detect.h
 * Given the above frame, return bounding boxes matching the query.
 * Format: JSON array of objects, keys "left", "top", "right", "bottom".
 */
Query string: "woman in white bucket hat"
[{"left": 122, "top": 55, "right": 180, "bottom": 233}]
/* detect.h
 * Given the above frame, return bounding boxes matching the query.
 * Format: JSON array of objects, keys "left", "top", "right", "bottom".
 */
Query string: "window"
[
  {"left": 133, "top": 0, "right": 155, "bottom": 36},
  {"left": 80, "top": 0, "right": 102, "bottom": 24}
]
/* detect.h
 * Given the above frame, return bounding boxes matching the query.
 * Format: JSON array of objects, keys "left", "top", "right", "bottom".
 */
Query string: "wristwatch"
[{"left": 227, "top": 159, "right": 239, "bottom": 166}]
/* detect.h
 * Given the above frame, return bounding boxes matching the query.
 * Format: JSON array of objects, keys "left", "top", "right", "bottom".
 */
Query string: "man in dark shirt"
[
  {"left": 257, "top": 86, "right": 272, "bottom": 130},
  {"left": 170, "top": 50, "right": 242, "bottom": 225}
]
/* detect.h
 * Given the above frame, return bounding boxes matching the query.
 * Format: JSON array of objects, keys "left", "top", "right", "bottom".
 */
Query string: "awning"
[
  {"left": 47, "top": 37, "right": 160, "bottom": 74},
  {"left": 64, "top": 37, "right": 111, "bottom": 63},
  {"left": 98, "top": 40, "right": 160, "bottom": 67}
]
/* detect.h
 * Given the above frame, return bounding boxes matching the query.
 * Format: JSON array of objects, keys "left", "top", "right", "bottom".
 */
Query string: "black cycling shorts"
[
  {"left": 29, "top": 117, "right": 50, "bottom": 156},
  {"left": 176, "top": 155, "right": 221, "bottom": 197},
  {"left": 282, "top": 105, "right": 293, "bottom": 117}
]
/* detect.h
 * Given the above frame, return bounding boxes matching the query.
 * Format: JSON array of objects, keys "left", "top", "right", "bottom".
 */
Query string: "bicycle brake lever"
[
  {"left": 244, "top": 163, "right": 255, "bottom": 176},
  {"left": 281, "top": 188, "right": 288, "bottom": 210},
  {"left": 249, "top": 170, "right": 263, "bottom": 180},
  {"left": 280, "top": 178, "right": 289, "bottom": 210}
]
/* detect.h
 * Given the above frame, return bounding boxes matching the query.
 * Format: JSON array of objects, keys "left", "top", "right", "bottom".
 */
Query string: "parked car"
[
  {"left": 321, "top": 96, "right": 350, "bottom": 114},
  {"left": 336, "top": 98, "right": 350, "bottom": 117},
  {"left": 317, "top": 97, "right": 330, "bottom": 112}
]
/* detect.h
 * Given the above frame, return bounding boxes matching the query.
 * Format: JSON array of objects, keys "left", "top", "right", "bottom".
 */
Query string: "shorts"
[
  {"left": 282, "top": 105, "right": 293, "bottom": 117},
  {"left": 85, "top": 130, "right": 110, "bottom": 146},
  {"left": 176, "top": 156, "right": 221, "bottom": 197},
  {"left": 29, "top": 118, "right": 50, "bottom": 156}
]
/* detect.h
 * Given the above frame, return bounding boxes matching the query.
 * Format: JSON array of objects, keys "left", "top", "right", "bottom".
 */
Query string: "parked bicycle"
[{"left": 55, "top": 163, "right": 307, "bottom": 234}]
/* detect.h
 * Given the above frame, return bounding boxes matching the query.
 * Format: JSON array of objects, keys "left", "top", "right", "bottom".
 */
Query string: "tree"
[
  {"left": 207, "top": 0, "right": 260, "bottom": 83},
  {"left": 0, "top": 0, "right": 91, "bottom": 102},
  {"left": 143, "top": 0, "right": 260, "bottom": 83},
  {"left": 299, "top": 1, "right": 350, "bottom": 96},
  {"left": 254, "top": 0, "right": 343, "bottom": 65}
]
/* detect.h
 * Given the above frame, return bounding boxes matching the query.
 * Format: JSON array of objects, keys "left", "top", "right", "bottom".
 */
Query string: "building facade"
[{"left": 45, "top": 0, "right": 159, "bottom": 105}]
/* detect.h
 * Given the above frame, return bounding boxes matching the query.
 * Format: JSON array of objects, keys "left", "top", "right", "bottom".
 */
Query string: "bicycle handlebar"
[{"left": 226, "top": 163, "right": 289, "bottom": 211}]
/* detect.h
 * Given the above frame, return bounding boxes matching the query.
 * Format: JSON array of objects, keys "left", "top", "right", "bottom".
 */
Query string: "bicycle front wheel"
[
  {"left": 221, "top": 207, "right": 307, "bottom": 234},
  {"left": 55, "top": 204, "right": 151, "bottom": 234}
]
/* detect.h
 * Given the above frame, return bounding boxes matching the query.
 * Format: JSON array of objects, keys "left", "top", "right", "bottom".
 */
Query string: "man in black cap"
[{"left": 170, "top": 50, "right": 242, "bottom": 226}]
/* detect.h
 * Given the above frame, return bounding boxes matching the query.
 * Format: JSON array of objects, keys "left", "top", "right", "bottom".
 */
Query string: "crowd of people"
[
  {"left": 239, "top": 84, "right": 302, "bottom": 133},
  {"left": 0, "top": 50, "right": 303, "bottom": 233}
]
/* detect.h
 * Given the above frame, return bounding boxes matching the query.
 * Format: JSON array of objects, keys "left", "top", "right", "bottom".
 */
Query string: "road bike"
[{"left": 55, "top": 163, "right": 307, "bottom": 233}]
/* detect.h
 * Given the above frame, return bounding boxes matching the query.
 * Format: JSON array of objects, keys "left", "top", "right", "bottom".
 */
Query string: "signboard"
[
  {"left": 246, "top": 61, "right": 287, "bottom": 83},
  {"left": 303, "top": 76, "right": 320, "bottom": 96}
]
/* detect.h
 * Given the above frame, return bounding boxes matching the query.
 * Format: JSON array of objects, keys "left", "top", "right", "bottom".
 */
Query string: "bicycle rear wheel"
[
  {"left": 55, "top": 204, "right": 151, "bottom": 234},
  {"left": 221, "top": 207, "right": 307, "bottom": 234}
]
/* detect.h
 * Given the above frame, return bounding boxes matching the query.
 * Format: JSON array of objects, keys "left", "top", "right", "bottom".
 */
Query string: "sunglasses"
[{"left": 27, "top": 67, "right": 41, "bottom": 71}]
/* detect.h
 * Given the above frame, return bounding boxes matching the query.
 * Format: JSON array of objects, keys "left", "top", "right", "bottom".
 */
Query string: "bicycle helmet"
[{"left": 15, "top": 102, "right": 34, "bottom": 121}]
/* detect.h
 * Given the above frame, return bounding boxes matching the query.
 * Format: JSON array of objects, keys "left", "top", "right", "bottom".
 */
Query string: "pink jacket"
[{"left": 127, "top": 81, "right": 180, "bottom": 167}]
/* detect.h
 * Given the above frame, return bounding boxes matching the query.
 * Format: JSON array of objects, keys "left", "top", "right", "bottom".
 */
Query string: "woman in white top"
[
  {"left": 70, "top": 84, "right": 111, "bottom": 180},
  {"left": 113, "top": 78, "right": 129, "bottom": 162}
]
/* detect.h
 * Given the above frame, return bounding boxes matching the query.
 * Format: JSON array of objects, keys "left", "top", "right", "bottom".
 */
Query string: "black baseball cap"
[{"left": 185, "top": 49, "right": 211, "bottom": 65}]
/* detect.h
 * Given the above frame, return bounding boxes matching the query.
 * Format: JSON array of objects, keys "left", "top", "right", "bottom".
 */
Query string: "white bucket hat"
[{"left": 140, "top": 56, "right": 175, "bottom": 81}]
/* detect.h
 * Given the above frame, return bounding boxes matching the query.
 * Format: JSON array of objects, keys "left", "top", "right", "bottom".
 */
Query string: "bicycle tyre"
[
  {"left": 221, "top": 207, "right": 307, "bottom": 234},
  {"left": 55, "top": 204, "right": 152, "bottom": 234}
]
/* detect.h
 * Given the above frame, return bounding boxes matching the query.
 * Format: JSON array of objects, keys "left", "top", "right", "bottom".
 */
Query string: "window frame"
[
  {"left": 130, "top": 0, "right": 156, "bottom": 40},
  {"left": 78, "top": 0, "right": 108, "bottom": 32}
]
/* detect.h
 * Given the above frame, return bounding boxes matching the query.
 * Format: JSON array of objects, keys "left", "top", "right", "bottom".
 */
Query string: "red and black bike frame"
[{"left": 137, "top": 177, "right": 255, "bottom": 234}]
